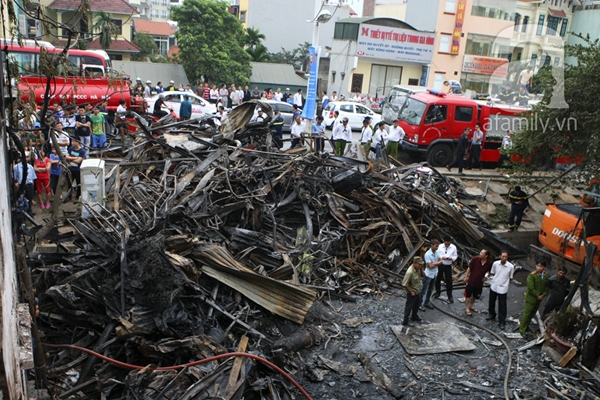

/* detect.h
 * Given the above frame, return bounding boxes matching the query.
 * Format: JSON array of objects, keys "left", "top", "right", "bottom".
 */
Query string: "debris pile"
[{"left": 30, "top": 102, "right": 534, "bottom": 398}]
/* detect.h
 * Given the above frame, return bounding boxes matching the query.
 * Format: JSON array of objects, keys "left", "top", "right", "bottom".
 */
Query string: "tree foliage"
[
  {"left": 241, "top": 27, "right": 266, "bottom": 49},
  {"left": 246, "top": 43, "right": 271, "bottom": 62},
  {"left": 171, "top": 0, "right": 251, "bottom": 84},
  {"left": 269, "top": 42, "right": 310, "bottom": 71},
  {"left": 131, "top": 32, "right": 159, "bottom": 62},
  {"left": 92, "top": 11, "right": 118, "bottom": 50},
  {"left": 509, "top": 35, "right": 600, "bottom": 178}
]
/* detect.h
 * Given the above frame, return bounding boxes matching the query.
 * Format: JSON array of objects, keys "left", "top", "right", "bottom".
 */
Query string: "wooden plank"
[
  {"left": 559, "top": 347, "right": 578, "bottom": 367},
  {"left": 225, "top": 335, "right": 249, "bottom": 397}
]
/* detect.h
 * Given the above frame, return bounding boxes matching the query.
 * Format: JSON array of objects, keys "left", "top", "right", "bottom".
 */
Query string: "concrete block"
[
  {"left": 486, "top": 193, "right": 507, "bottom": 205},
  {"left": 563, "top": 186, "right": 582, "bottom": 196},
  {"left": 465, "top": 187, "right": 484, "bottom": 196},
  {"left": 556, "top": 192, "right": 579, "bottom": 204},
  {"left": 488, "top": 182, "right": 509, "bottom": 195},
  {"left": 528, "top": 197, "right": 548, "bottom": 214},
  {"left": 534, "top": 192, "right": 555, "bottom": 205}
]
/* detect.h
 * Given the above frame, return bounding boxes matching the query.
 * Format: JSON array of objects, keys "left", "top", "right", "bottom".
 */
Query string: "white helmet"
[{"left": 136, "top": 77, "right": 141, "bottom": 82}]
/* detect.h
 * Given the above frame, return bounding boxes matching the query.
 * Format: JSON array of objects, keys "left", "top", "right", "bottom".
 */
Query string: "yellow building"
[{"left": 43, "top": 0, "right": 140, "bottom": 61}]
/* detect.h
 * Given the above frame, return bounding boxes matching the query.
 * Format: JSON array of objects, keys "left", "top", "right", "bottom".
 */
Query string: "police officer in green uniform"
[{"left": 520, "top": 261, "right": 549, "bottom": 338}]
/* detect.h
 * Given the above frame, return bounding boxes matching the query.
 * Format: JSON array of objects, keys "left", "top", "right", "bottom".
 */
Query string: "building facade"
[
  {"left": 328, "top": 17, "right": 435, "bottom": 99},
  {"left": 566, "top": 0, "right": 599, "bottom": 65},
  {"left": 232, "top": 0, "right": 351, "bottom": 53}
]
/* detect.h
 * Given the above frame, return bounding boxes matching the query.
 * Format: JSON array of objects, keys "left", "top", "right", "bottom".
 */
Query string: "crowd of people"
[
  {"left": 12, "top": 99, "right": 122, "bottom": 244},
  {"left": 402, "top": 240, "right": 571, "bottom": 339}
]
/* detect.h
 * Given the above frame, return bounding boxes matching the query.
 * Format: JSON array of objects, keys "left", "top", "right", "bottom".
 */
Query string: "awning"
[{"left": 549, "top": 8, "right": 567, "bottom": 18}]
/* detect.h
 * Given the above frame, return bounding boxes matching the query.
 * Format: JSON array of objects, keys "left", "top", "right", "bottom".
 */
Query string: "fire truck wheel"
[{"left": 427, "top": 144, "right": 453, "bottom": 167}]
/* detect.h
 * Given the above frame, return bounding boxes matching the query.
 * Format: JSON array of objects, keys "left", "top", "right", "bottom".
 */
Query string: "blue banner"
[
  {"left": 420, "top": 65, "right": 429, "bottom": 87},
  {"left": 302, "top": 46, "right": 319, "bottom": 120}
]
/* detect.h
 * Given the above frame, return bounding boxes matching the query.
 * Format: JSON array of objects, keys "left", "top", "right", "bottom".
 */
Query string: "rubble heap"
[{"left": 31, "top": 101, "right": 527, "bottom": 399}]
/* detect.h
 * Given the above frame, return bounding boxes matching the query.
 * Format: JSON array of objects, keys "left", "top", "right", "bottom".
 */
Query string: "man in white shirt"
[
  {"left": 331, "top": 110, "right": 341, "bottom": 130},
  {"left": 293, "top": 89, "right": 304, "bottom": 108},
  {"left": 434, "top": 236, "right": 458, "bottom": 303},
  {"left": 352, "top": 92, "right": 362, "bottom": 103},
  {"left": 385, "top": 119, "right": 405, "bottom": 160},
  {"left": 518, "top": 66, "right": 534, "bottom": 91},
  {"left": 360, "top": 117, "right": 373, "bottom": 157},
  {"left": 230, "top": 89, "right": 240, "bottom": 107},
  {"left": 486, "top": 251, "right": 515, "bottom": 330},
  {"left": 144, "top": 81, "right": 153, "bottom": 98},
  {"left": 421, "top": 239, "right": 442, "bottom": 309},
  {"left": 331, "top": 117, "right": 352, "bottom": 156},
  {"left": 290, "top": 116, "right": 305, "bottom": 148},
  {"left": 274, "top": 88, "right": 283, "bottom": 102},
  {"left": 330, "top": 91, "right": 338, "bottom": 102}
]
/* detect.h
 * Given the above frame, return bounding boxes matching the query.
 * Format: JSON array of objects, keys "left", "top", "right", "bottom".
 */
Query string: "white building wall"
[{"left": 246, "top": 0, "right": 351, "bottom": 53}]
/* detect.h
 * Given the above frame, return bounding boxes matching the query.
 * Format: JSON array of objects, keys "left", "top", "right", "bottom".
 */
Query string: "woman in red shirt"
[{"left": 33, "top": 149, "right": 52, "bottom": 209}]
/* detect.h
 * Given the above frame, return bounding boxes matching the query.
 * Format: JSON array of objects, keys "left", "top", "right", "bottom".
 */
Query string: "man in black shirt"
[
  {"left": 541, "top": 266, "right": 571, "bottom": 318},
  {"left": 153, "top": 94, "right": 169, "bottom": 118}
]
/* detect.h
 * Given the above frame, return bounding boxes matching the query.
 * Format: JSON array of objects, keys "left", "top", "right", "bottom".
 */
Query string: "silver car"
[{"left": 258, "top": 100, "right": 295, "bottom": 132}]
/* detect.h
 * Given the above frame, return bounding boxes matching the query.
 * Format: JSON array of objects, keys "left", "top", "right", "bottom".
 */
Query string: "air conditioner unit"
[{"left": 18, "top": 14, "right": 28, "bottom": 36}]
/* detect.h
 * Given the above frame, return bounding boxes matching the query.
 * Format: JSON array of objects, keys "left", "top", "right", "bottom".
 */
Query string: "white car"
[
  {"left": 146, "top": 92, "right": 216, "bottom": 119},
  {"left": 323, "top": 101, "right": 381, "bottom": 130}
]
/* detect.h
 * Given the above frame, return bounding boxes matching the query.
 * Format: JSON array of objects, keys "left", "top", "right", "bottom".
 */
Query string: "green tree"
[
  {"left": 509, "top": 35, "right": 600, "bottom": 178},
  {"left": 171, "top": 0, "right": 251, "bottom": 84},
  {"left": 92, "top": 11, "right": 118, "bottom": 50},
  {"left": 131, "top": 32, "right": 159, "bottom": 61},
  {"left": 246, "top": 43, "right": 271, "bottom": 62},
  {"left": 269, "top": 42, "right": 310, "bottom": 71},
  {"left": 241, "top": 27, "right": 266, "bottom": 48}
]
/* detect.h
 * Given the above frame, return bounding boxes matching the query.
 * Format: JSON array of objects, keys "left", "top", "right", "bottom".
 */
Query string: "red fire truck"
[{"left": 383, "top": 89, "right": 573, "bottom": 170}]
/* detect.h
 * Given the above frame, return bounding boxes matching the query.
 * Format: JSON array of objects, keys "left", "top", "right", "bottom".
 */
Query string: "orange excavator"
[{"left": 538, "top": 179, "right": 600, "bottom": 268}]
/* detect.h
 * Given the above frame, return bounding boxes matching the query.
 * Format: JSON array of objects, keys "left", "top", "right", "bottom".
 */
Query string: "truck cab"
[
  {"left": 398, "top": 90, "right": 528, "bottom": 167},
  {"left": 399, "top": 90, "right": 478, "bottom": 166}
]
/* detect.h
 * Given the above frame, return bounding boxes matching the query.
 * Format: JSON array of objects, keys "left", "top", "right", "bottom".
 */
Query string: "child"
[{"left": 13, "top": 187, "right": 29, "bottom": 244}]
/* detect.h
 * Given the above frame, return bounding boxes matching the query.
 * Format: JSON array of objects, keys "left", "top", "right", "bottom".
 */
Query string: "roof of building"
[
  {"left": 112, "top": 60, "right": 189, "bottom": 86},
  {"left": 134, "top": 20, "right": 176, "bottom": 37},
  {"left": 548, "top": 8, "right": 567, "bottom": 17},
  {"left": 335, "top": 17, "right": 419, "bottom": 31},
  {"left": 47, "top": 0, "right": 138, "bottom": 15},
  {"left": 250, "top": 62, "right": 307, "bottom": 87},
  {"left": 87, "top": 38, "right": 141, "bottom": 52}
]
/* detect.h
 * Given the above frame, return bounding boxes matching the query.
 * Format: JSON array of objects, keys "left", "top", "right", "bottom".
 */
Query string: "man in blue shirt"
[
  {"left": 444, "top": 80, "right": 462, "bottom": 94},
  {"left": 421, "top": 239, "right": 442, "bottom": 309},
  {"left": 13, "top": 153, "right": 37, "bottom": 213},
  {"left": 180, "top": 95, "right": 192, "bottom": 120},
  {"left": 311, "top": 115, "right": 326, "bottom": 153}
]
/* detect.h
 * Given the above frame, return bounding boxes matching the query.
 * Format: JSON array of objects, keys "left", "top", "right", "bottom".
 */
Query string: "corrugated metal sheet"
[
  {"left": 250, "top": 62, "right": 307, "bottom": 87},
  {"left": 112, "top": 60, "right": 191, "bottom": 86}
]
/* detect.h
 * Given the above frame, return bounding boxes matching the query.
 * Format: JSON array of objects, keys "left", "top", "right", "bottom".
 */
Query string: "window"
[
  {"left": 543, "top": 55, "right": 551, "bottom": 67},
  {"left": 240, "top": 10, "right": 246, "bottom": 23},
  {"left": 165, "top": 94, "right": 181, "bottom": 102},
  {"left": 193, "top": 98, "right": 205, "bottom": 105},
  {"left": 438, "top": 35, "right": 451, "bottom": 53},
  {"left": 151, "top": 9, "right": 159, "bottom": 18},
  {"left": 351, "top": 73, "right": 364, "bottom": 93},
  {"left": 546, "top": 16, "right": 560, "bottom": 35},
  {"left": 554, "top": 57, "right": 560, "bottom": 67},
  {"left": 454, "top": 106, "right": 473, "bottom": 122},
  {"left": 522, "top": 16, "right": 529, "bottom": 33},
  {"left": 425, "top": 105, "right": 447, "bottom": 124},
  {"left": 471, "top": 5, "right": 513, "bottom": 20},
  {"left": 152, "top": 0, "right": 159, "bottom": 4},
  {"left": 408, "top": 78, "right": 419, "bottom": 85},
  {"left": 369, "top": 64, "right": 402, "bottom": 97},
  {"left": 161, "top": 0, "right": 168, "bottom": 5},
  {"left": 111, "top": 19, "right": 122, "bottom": 35},
  {"left": 536, "top": 15, "right": 545, "bottom": 36},
  {"left": 355, "top": 105, "right": 369, "bottom": 114},
  {"left": 433, "top": 73, "right": 445, "bottom": 91},
  {"left": 514, "top": 14, "right": 521, "bottom": 31},
  {"left": 445, "top": 0, "right": 456, "bottom": 13},
  {"left": 340, "top": 104, "right": 353, "bottom": 112},
  {"left": 155, "top": 38, "right": 168, "bottom": 54},
  {"left": 108, "top": 53, "right": 122, "bottom": 61},
  {"left": 334, "top": 22, "right": 359, "bottom": 40},
  {"left": 560, "top": 18, "right": 568, "bottom": 37},
  {"left": 161, "top": 10, "right": 168, "bottom": 19}
]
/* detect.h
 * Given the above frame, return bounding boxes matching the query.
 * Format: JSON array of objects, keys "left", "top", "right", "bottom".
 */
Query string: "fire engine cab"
[{"left": 396, "top": 89, "right": 531, "bottom": 168}]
